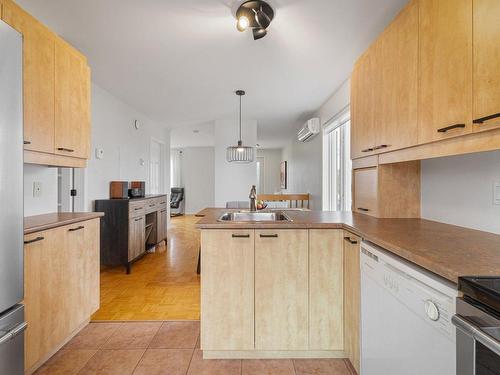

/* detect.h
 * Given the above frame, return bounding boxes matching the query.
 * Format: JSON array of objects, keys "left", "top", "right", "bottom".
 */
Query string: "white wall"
[
  {"left": 421, "top": 150, "right": 500, "bottom": 234},
  {"left": 86, "top": 83, "right": 170, "bottom": 212},
  {"left": 256, "top": 148, "right": 282, "bottom": 194},
  {"left": 281, "top": 79, "right": 351, "bottom": 211},
  {"left": 214, "top": 119, "right": 257, "bottom": 207},
  {"left": 23, "top": 164, "right": 58, "bottom": 216},
  {"left": 177, "top": 147, "right": 215, "bottom": 214}
]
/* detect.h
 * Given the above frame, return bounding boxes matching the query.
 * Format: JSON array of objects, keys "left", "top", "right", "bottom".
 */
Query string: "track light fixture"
[{"left": 235, "top": 0, "right": 274, "bottom": 40}]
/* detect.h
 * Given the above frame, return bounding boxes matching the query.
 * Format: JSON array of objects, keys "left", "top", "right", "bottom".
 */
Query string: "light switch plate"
[
  {"left": 33, "top": 181, "right": 42, "bottom": 198},
  {"left": 494, "top": 182, "right": 500, "bottom": 205}
]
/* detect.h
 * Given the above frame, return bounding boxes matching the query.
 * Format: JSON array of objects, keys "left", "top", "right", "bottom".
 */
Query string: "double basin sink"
[{"left": 218, "top": 211, "right": 292, "bottom": 223}]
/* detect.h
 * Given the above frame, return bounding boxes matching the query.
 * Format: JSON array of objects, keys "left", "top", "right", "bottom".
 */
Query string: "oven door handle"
[{"left": 452, "top": 314, "right": 500, "bottom": 356}]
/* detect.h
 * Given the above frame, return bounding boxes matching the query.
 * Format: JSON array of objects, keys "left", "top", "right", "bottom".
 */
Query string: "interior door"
[{"left": 255, "top": 229, "right": 308, "bottom": 350}]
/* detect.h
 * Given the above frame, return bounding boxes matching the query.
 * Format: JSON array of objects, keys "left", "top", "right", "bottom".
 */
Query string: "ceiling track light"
[{"left": 235, "top": 0, "right": 274, "bottom": 40}]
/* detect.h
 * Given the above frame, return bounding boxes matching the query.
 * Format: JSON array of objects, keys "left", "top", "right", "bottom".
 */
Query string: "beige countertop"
[
  {"left": 24, "top": 212, "right": 104, "bottom": 235},
  {"left": 195, "top": 208, "right": 500, "bottom": 283}
]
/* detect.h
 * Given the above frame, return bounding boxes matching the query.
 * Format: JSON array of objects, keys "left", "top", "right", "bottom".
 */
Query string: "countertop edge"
[{"left": 24, "top": 212, "right": 105, "bottom": 235}]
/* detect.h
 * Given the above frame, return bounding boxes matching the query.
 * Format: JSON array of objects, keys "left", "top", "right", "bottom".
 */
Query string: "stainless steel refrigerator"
[{"left": 0, "top": 19, "right": 26, "bottom": 375}]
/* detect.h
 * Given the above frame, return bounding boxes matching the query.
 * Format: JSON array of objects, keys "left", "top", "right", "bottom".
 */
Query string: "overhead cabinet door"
[
  {"left": 255, "top": 229, "right": 308, "bottom": 350},
  {"left": 55, "top": 40, "right": 91, "bottom": 159},
  {"left": 418, "top": 0, "right": 473, "bottom": 143},
  {"left": 2, "top": 1, "right": 55, "bottom": 153},
  {"left": 472, "top": 0, "right": 500, "bottom": 132},
  {"left": 377, "top": 0, "right": 418, "bottom": 152}
]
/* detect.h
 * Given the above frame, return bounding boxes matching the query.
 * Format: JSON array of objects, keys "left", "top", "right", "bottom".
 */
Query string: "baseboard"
[{"left": 202, "top": 350, "right": 347, "bottom": 359}]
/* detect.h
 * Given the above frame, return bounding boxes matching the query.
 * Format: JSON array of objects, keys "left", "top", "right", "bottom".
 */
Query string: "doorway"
[{"left": 150, "top": 138, "right": 165, "bottom": 194}]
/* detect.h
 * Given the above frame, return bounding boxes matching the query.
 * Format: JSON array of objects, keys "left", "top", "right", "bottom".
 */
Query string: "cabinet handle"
[
  {"left": 437, "top": 123, "right": 466, "bottom": 133},
  {"left": 260, "top": 234, "right": 278, "bottom": 238},
  {"left": 24, "top": 236, "right": 44, "bottom": 244},
  {"left": 57, "top": 147, "right": 75, "bottom": 152},
  {"left": 473, "top": 112, "right": 500, "bottom": 124},
  {"left": 160, "top": 201, "right": 166, "bottom": 204},
  {"left": 373, "top": 144, "right": 389, "bottom": 150},
  {"left": 160, "top": 209, "right": 166, "bottom": 213},
  {"left": 344, "top": 236, "right": 358, "bottom": 244},
  {"left": 134, "top": 207, "right": 142, "bottom": 211},
  {"left": 149, "top": 204, "right": 155, "bottom": 207},
  {"left": 135, "top": 217, "right": 143, "bottom": 222},
  {"left": 357, "top": 207, "right": 369, "bottom": 212},
  {"left": 68, "top": 225, "right": 84, "bottom": 232},
  {"left": 361, "top": 147, "right": 374, "bottom": 153},
  {"left": 24, "top": 140, "right": 31, "bottom": 145},
  {"left": 232, "top": 234, "right": 250, "bottom": 238}
]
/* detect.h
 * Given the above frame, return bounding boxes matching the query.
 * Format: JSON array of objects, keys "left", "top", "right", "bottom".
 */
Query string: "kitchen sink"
[{"left": 218, "top": 211, "right": 292, "bottom": 222}]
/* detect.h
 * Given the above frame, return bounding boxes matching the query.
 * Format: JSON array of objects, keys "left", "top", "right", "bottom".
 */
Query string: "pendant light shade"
[{"left": 226, "top": 90, "right": 254, "bottom": 163}]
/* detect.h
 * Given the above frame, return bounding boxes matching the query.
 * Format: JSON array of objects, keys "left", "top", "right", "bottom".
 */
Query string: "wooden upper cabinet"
[
  {"left": 418, "top": 0, "right": 473, "bottom": 143},
  {"left": 55, "top": 39, "right": 91, "bottom": 159},
  {"left": 472, "top": 0, "right": 500, "bottom": 132},
  {"left": 2, "top": 1, "right": 55, "bottom": 153},
  {"left": 351, "top": 50, "right": 376, "bottom": 159},
  {"left": 351, "top": 1, "right": 418, "bottom": 159},
  {"left": 377, "top": 0, "right": 418, "bottom": 152}
]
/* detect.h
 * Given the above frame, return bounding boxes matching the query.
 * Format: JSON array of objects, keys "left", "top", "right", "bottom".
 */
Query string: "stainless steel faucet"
[{"left": 249, "top": 185, "right": 257, "bottom": 212}]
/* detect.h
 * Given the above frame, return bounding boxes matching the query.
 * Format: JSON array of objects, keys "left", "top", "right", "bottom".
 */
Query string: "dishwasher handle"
[{"left": 452, "top": 314, "right": 500, "bottom": 356}]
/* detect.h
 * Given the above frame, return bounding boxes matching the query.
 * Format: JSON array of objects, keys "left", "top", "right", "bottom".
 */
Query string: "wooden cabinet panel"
[
  {"left": 201, "top": 230, "right": 254, "bottom": 350},
  {"left": 255, "top": 229, "right": 308, "bottom": 350},
  {"left": 472, "top": 0, "right": 500, "bottom": 132},
  {"left": 343, "top": 232, "right": 361, "bottom": 374},
  {"left": 353, "top": 167, "right": 378, "bottom": 216},
  {"left": 157, "top": 207, "right": 168, "bottom": 242},
  {"left": 55, "top": 39, "right": 90, "bottom": 159},
  {"left": 128, "top": 216, "right": 145, "bottom": 261},
  {"left": 309, "top": 229, "right": 344, "bottom": 350},
  {"left": 24, "top": 218, "right": 99, "bottom": 373},
  {"left": 418, "top": 0, "right": 473, "bottom": 143},
  {"left": 2, "top": 0, "right": 55, "bottom": 153},
  {"left": 377, "top": 0, "right": 418, "bottom": 152},
  {"left": 351, "top": 49, "right": 376, "bottom": 159}
]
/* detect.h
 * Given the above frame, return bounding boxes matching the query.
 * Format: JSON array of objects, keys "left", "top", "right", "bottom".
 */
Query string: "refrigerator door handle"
[{"left": 0, "top": 321, "right": 27, "bottom": 345}]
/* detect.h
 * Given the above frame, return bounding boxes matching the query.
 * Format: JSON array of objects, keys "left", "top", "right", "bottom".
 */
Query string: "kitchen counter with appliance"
[
  {"left": 196, "top": 208, "right": 500, "bottom": 283},
  {"left": 24, "top": 212, "right": 105, "bottom": 234}
]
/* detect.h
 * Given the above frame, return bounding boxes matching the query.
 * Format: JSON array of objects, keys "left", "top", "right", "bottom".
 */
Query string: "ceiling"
[{"left": 17, "top": 0, "right": 407, "bottom": 148}]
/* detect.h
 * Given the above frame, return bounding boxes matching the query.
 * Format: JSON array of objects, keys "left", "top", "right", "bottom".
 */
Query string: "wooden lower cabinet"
[
  {"left": 309, "top": 229, "right": 344, "bottom": 350},
  {"left": 157, "top": 206, "right": 168, "bottom": 242},
  {"left": 201, "top": 230, "right": 254, "bottom": 351},
  {"left": 128, "top": 215, "right": 145, "bottom": 262},
  {"left": 23, "top": 218, "right": 100, "bottom": 373},
  {"left": 343, "top": 232, "right": 361, "bottom": 374},
  {"left": 255, "top": 229, "right": 309, "bottom": 350}
]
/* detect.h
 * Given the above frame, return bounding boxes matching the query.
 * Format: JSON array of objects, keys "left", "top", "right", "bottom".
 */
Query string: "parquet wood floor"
[{"left": 91, "top": 215, "right": 201, "bottom": 321}]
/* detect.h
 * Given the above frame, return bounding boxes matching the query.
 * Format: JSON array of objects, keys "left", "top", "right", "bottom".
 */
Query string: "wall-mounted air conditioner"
[{"left": 297, "top": 118, "right": 320, "bottom": 142}]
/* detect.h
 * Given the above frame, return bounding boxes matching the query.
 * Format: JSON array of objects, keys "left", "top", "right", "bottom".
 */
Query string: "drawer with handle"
[{"left": 129, "top": 201, "right": 146, "bottom": 218}]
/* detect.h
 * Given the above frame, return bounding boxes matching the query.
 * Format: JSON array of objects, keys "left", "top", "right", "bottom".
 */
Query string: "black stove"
[{"left": 459, "top": 276, "right": 500, "bottom": 314}]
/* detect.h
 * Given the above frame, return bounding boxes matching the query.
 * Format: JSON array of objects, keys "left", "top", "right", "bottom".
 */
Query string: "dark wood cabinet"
[{"left": 95, "top": 195, "right": 167, "bottom": 273}]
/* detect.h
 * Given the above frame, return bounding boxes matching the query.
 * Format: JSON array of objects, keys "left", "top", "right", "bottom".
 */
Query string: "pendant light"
[{"left": 226, "top": 90, "right": 254, "bottom": 163}]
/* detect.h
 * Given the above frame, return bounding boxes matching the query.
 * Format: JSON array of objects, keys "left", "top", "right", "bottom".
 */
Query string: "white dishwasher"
[{"left": 360, "top": 241, "right": 458, "bottom": 375}]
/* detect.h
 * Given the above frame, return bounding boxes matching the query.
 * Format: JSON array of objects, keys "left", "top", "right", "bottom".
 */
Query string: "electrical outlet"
[
  {"left": 494, "top": 182, "right": 500, "bottom": 205},
  {"left": 33, "top": 181, "right": 42, "bottom": 198}
]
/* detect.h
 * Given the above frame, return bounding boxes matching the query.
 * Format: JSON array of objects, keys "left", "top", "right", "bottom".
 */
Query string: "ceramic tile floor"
[{"left": 35, "top": 321, "right": 354, "bottom": 375}]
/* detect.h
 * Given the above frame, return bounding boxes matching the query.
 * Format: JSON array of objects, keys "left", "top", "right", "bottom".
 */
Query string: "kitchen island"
[{"left": 195, "top": 208, "right": 500, "bottom": 367}]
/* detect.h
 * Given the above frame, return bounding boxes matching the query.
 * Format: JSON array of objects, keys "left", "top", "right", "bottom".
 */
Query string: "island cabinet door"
[
  {"left": 201, "top": 230, "right": 255, "bottom": 351},
  {"left": 309, "top": 229, "right": 344, "bottom": 350},
  {"left": 255, "top": 229, "right": 309, "bottom": 350},
  {"left": 343, "top": 231, "right": 361, "bottom": 374}
]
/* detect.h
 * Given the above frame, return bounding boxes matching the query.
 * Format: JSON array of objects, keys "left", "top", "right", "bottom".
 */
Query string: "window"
[{"left": 322, "top": 108, "right": 352, "bottom": 211}]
